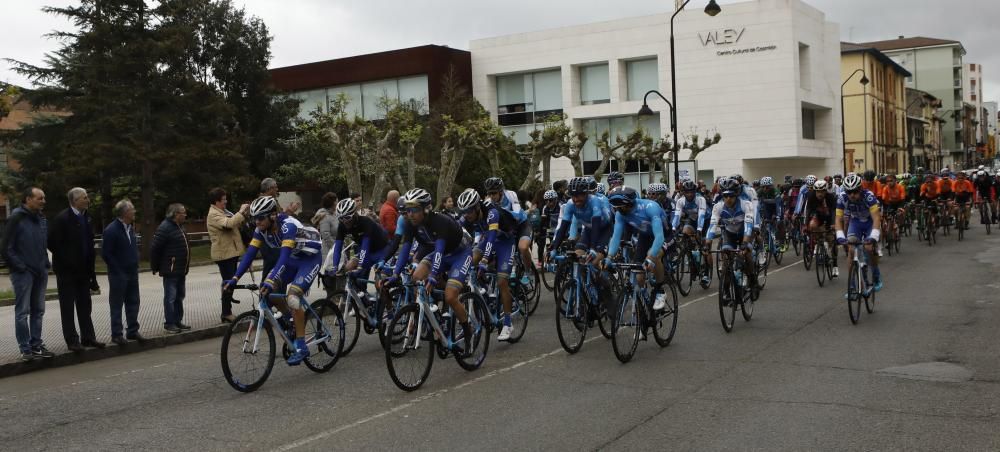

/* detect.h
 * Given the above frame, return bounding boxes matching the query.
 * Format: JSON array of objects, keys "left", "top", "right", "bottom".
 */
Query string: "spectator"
[
  {"left": 437, "top": 195, "right": 459, "bottom": 221},
  {"left": 379, "top": 190, "right": 400, "bottom": 235},
  {"left": 5, "top": 187, "right": 54, "bottom": 361},
  {"left": 312, "top": 192, "right": 339, "bottom": 273},
  {"left": 207, "top": 187, "right": 249, "bottom": 323},
  {"left": 150, "top": 203, "right": 190, "bottom": 333},
  {"left": 352, "top": 192, "right": 373, "bottom": 219},
  {"left": 48, "top": 187, "right": 104, "bottom": 352},
  {"left": 102, "top": 199, "right": 144, "bottom": 345}
]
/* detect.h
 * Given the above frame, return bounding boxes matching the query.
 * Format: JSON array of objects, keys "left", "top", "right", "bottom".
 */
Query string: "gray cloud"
[{"left": 3, "top": 0, "right": 997, "bottom": 102}]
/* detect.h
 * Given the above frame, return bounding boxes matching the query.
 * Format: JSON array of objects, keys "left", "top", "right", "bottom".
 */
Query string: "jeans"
[
  {"left": 12, "top": 270, "right": 47, "bottom": 353},
  {"left": 56, "top": 273, "right": 96, "bottom": 345},
  {"left": 162, "top": 275, "right": 186, "bottom": 326},
  {"left": 216, "top": 258, "right": 237, "bottom": 316},
  {"left": 108, "top": 272, "right": 140, "bottom": 337}
]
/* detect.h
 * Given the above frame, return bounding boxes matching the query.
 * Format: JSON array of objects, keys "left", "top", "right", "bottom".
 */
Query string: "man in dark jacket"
[
  {"left": 5, "top": 187, "right": 55, "bottom": 361},
  {"left": 102, "top": 199, "right": 144, "bottom": 345},
  {"left": 150, "top": 203, "right": 190, "bottom": 333},
  {"left": 48, "top": 187, "right": 105, "bottom": 351}
]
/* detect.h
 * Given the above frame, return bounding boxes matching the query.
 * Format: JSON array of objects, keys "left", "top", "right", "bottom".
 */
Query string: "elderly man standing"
[
  {"left": 102, "top": 199, "right": 145, "bottom": 345},
  {"left": 379, "top": 190, "right": 400, "bottom": 236},
  {"left": 207, "top": 188, "right": 248, "bottom": 323},
  {"left": 5, "top": 187, "right": 54, "bottom": 361},
  {"left": 48, "top": 187, "right": 104, "bottom": 352},
  {"left": 150, "top": 203, "right": 190, "bottom": 333}
]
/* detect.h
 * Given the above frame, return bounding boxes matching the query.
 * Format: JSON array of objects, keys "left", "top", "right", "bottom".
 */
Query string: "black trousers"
[
  {"left": 216, "top": 257, "right": 238, "bottom": 316},
  {"left": 56, "top": 273, "right": 96, "bottom": 344}
]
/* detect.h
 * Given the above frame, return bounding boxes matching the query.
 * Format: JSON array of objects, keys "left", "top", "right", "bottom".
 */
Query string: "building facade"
[
  {"left": 862, "top": 36, "right": 967, "bottom": 168},
  {"left": 841, "top": 43, "right": 910, "bottom": 174},
  {"left": 963, "top": 63, "right": 985, "bottom": 145},
  {"left": 905, "top": 88, "right": 943, "bottom": 171},
  {"left": 470, "top": 0, "right": 842, "bottom": 188}
]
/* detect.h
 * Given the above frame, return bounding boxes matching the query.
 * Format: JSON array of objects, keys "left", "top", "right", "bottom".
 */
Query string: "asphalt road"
[{"left": 1, "top": 225, "right": 999, "bottom": 451}]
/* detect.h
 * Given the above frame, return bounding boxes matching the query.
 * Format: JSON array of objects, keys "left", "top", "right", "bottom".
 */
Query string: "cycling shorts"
[
  {"left": 679, "top": 217, "right": 701, "bottom": 233},
  {"left": 956, "top": 192, "right": 973, "bottom": 204},
  {"left": 759, "top": 202, "right": 778, "bottom": 221},
  {"left": 939, "top": 191, "right": 955, "bottom": 201},
  {"left": 493, "top": 237, "right": 517, "bottom": 277},
  {"left": 517, "top": 221, "right": 533, "bottom": 242},
  {"left": 271, "top": 254, "right": 322, "bottom": 296},
  {"left": 808, "top": 212, "right": 833, "bottom": 228},
  {"left": 719, "top": 229, "right": 745, "bottom": 250},
  {"left": 846, "top": 219, "right": 874, "bottom": 242},
  {"left": 634, "top": 231, "right": 667, "bottom": 262},
  {"left": 418, "top": 246, "right": 473, "bottom": 286}
]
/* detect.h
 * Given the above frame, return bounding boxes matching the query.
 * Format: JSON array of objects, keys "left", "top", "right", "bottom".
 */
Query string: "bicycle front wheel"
[
  {"left": 506, "top": 284, "right": 530, "bottom": 344},
  {"left": 221, "top": 311, "right": 276, "bottom": 393},
  {"left": 556, "top": 278, "right": 589, "bottom": 353},
  {"left": 385, "top": 304, "right": 434, "bottom": 391},
  {"left": 455, "top": 292, "right": 491, "bottom": 371},
  {"left": 815, "top": 248, "right": 827, "bottom": 287},
  {"left": 611, "top": 291, "right": 640, "bottom": 363},
  {"left": 652, "top": 282, "right": 679, "bottom": 347},
  {"left": 847, "top": 262, "right": 862, "bottom": 325},
  {"left": 719, "top": 271, "right": 737, "bottom": 333},
  {"left": 329, "top": 291, "right": 360, "bottom": 357},
  {"left": 303, "top": 299, "right": 345, "bottom": 373},
  {"left": 676, "top": 252, "right": 693, "bottom": 296}
]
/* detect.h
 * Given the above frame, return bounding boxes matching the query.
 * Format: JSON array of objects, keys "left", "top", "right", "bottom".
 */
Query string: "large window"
[
  {"left": 294, "top": 89, "right": 328, "bottom": 120},
  {"left": 580, "top": 114, "right": 660, "bottom": 185},
  {"left": 580, "top": 63, "right": 610, "bottom": 105},
  {"left": 496, "top": 70, "right": 563, "bottom": 129},
  {"left": 626, "top": 58, "right": 658, "bottom": 101},
  {"left": 802, "top": 108, "right": 816, "bottom": 139},
  {"left": 293, "top": 74, "right": 429, "bottom": 121}
]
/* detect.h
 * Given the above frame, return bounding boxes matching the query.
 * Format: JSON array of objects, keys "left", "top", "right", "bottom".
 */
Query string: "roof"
[
  {"left": 840, "top": 42, "right": 912, "bottom": 77},
  {"left": 857, "top": 36, "right": 964, "bottom": 53}
]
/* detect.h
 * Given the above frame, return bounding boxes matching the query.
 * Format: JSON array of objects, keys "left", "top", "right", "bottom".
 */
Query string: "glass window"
[
  {"left": 580, "top": 64, "right": 610, "bottom": 105},
  {"left": 497, "top": 74, "right": 533, "bottom": 113},
  {"left": 802, "top": 108, "right": 816, "bottom": 139},
  {"left": 327, "top": 84, "right": 363, "bottom": 119},
  {"left": 295, "top": 89, "right": 327, "bottom": 121},
  {"left": 398, "top": 75, "right": 430, "bottom": 114},
  {"left": 361, "top": 79, "right": 399, "bottom": 120},
  {"left": 626, "top": 59, "right": 658, "bottom": 101},
  {"left": 533, "top": 70, "right": 563, "bottom": 117}
]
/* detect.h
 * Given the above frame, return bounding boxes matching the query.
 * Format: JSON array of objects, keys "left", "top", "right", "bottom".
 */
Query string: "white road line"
[{"left": 274, "top": 258, "right": 805, "bottom": 451}]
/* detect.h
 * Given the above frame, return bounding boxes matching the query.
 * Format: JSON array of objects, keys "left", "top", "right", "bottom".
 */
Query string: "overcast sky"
[{"left": 3, "top": 0, "right": 998, "bottom": 102}]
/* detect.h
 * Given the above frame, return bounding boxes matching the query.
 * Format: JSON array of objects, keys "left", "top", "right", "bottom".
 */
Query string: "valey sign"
[{"left": 698, "top": 28, "right": 746, "bottom": 46}]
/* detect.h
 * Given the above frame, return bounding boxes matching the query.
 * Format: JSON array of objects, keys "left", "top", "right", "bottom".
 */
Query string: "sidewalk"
[{"left": 0, "top": 260, "right": 267, "bottom": 378}]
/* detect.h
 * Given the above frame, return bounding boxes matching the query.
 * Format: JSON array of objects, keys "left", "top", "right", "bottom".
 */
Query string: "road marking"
[{"left": 275, "top": 258, "right": 806, "bottom": 451}]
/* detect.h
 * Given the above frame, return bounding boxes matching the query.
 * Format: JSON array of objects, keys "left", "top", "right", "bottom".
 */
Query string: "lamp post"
[
  {"left": 638, "top": 0, "right": 720, "bottom": 187},
  {"left": 840, "top": 69, "right": 869, "bottom": 175}
]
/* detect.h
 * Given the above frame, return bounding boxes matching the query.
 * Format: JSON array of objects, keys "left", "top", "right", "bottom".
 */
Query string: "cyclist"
[
  {"left": 549, "top": 177, "right": 613, "bottom": 263},
  {"left": 671, "top": 179, "right": 710, "bottom": 286},
  {"left": 835, "top": 174, "right": 883, "bottom": 291},
  {"left": 484, "top": 177, "right": 534, "bottom": 285},
  {"left": 324, "top": 198, "right": 390, "bottom": 293},
  {"left": 803, "top": 180, "right": 839, "bottom": 277},
  {"left": 223, "top": 196, "right": 323, "bottom": 366},
  {"left": 540, "top": 189, "right": 561, "bottom": 243},
  {"left": 794, "top": 175, "right": 818, "bottom": 219},
  {"left": 605, "top": 186, "right": 671, "bottom": 309},
  {"left": 388, "top": 188, "right": 474, "bottom": 355},
  {"left": 880, "top": 174, "right": 907, "bottom": 234},
  {"left": 647, "top": 182, "right": 673, "bottom": 213},
  {"left": 457, "top": 188, "right": 519, "bottom": 341},
  {"left": 756, "top": 176, "right": 784, "bottom": 251},
  {"left": 936, "top": 170, "right": 956, "bottom": 225},
  {"left": 608, "top": 171, "right": 625, "bottom": 190},
  {"left": 973, "top": 170, "right": 997, "bottom": 224},
  {"left": 705, "top": 178, "right": 755, "bottom": 289},
  {"left": 861, "top": 170, "right": 882, "bottom": 202},
  {"left": 953, "top": 171, "right": 975, "bottom": 230}
]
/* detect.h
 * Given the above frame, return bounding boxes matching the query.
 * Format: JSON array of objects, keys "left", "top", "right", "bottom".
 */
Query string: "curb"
[
  {"left": 0, "top": 293, "right": 59, "bottom": 308},
  {"left": 0, "top": 324, "right": 230, "bottom": 379}
]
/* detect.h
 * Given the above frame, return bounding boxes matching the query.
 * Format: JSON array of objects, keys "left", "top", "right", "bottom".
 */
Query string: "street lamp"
[
  {"left": 638, "top": 0, "right": 721, "bottom": 187},
  {"left": 840, "top": 69, "right": 869, "bottom": 175}
]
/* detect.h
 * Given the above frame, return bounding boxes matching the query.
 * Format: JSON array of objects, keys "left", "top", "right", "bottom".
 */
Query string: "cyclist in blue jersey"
[
  {"left": 672, "top": 179, "right": 710, "bottom": 286},
  {"left": 605, "top": 186, "right": 672, "bottom": 310},
  {"left": 223, "top": 196, "right": 323, "bottom": 365},
  {"left": 607, "top": 171, "right": 625, "bottom": 190},
  {"left": 794, "top": 175, "right": 818, "bottom": 217},
  {"left": 835, "top": 174, "right": 883, "bottom": 291},
  {"left": 549, "top": 177, "right": 613, "bottom": 262},
  {"left": 457, "top": 188, "right": 519, "bottom": 341},
  {"left": 484, "top": 177, "right": 534, "bottom": 286},
  {"left": 324, "top": 198, "right": 390, "bottom": 290},
  {"left": 388, "top": 188, "right": 474, "bottom": 354},
  {"left": 705, "top": 178, "right": 756, "bottom": 285}
]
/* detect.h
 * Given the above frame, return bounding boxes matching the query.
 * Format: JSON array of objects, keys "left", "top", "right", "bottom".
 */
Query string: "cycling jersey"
[
  {"left": 880, "top": 184, "right": 906, "bottom": 204},
  {"left": 974, "top": 176, "right": 995, "bottom": 197},
  {"left": 393, "top": 211, "right": 473, "bottom": 283},
  {"left": 327, "top": 215, "right": 389, "bottom": 273},
  {"left": 837, "top": 189, "right": 880, "bottom": 241},
  {"left": 552, "top": 195, "right": 613, "bottom": 252},
  {"left": 756, "top": 186, "right": 782, "bottom": 221},
  {"left": 461, "top": 202, "right": 519, "bottom": 274},
  {"left": 740, "top": 184, "right": 760, "bottom": 227},
  {"left": 706, "top": 199, "right": 755, "bottom": 241},
  {"left": 608, "top": 199, "right": 668, "bottom": 258},
  {"left": 861, "top": 180, "right": 882, "bottom": 199},
  {"left": 954, "top": 179, "right": 974, "bottom": 202},
  {"left": 671, "top": 193, "right": 707, "bottom": 231},
  {"left": 236, "top": 214, "right": 323, "bottom": 291},
  {"left": 920, "top": 182, "right": 940, "bottom": 200},
  {"left": 499, "top": 190, "right": 526, "bottom": 223},
  {"left": 937, "top": 178, "right": 953, "bottom": 193},
  {"left": 804, "top": 192, "right": 837, "bottom": 225},
  {"left": 794, "top": 186, "right": 811, "bottom": 216}
]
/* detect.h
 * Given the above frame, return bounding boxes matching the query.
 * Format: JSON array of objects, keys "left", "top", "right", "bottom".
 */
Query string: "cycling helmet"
[
  {"left": 805, "top": 175, "right": 817, "bottom": 187},
  {"left": 456, "top": 188, "right": 481, "bottom": 212},
  {"left": 813, "top": 180, "right": 829, "bottom": 191},
  {"left": 607, "top": 186, "right": 638, "bottom": 208},
  {"left": 595, "top": 183, "right": 607, "bottom": 195},
  {"left": 402, "top": 188, "right": 433, "bottom": 208},
  {"left": 608, "top": 171, "right": 625, "bottom": 186},
  {"left": 335, "top": 198, "right": 357, "bottom": 218},
  {"left": 568, "top": 177, "right": 591, "bottom": 195},
  {"left": 720, "top": 178, "right": 741, "bottom": 195},
  {"left": 979, "top": 165, "right": 986, "bottom": 171},
  {"left": 978, "top": 170, "right": 987, "bottom": 177},
  {"left": 543, "top": 190, "right": 558, "bottom": 201},
  {"left": 249, "top": 196, "right": 278, "bottom": 218},
  {"left": 760, "top": 176, "right": 774, "bottom": 186},
  {"left": 730, "top": 173, "right": 744, "bottom": 184},
  {"left": 862, "top": 170, "right": 876, "bottom": 181},
  {"left": 751, "top": 179, "right": 760, "bottom": 187},
  {"left": 842, "top": 174, "right": 863, "bottom": 191},
  {"left": 939, "top": 169, "right": 950, "bottom": 177},
  {"left": 647, "top": 182, "right": 668, "bottom": 194},
  {"left": 681, "top": 179, "right": 697, "bottom": 192},
  {"left": 587, "top": 176, "right": 598, "bottom": 192},
  {"left": 833, "top": 174, "right": 843, "bottom": 179},
  {"left": 484, "top": 177, "right": 505, "bottom": 193}
]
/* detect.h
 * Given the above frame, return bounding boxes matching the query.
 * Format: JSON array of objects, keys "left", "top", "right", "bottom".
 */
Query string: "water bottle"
[{"left": 692, "top": 249, "right": 701, "bottom": 264}]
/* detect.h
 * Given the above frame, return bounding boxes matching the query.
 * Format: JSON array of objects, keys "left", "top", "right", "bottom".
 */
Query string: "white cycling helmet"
[
  {"left": 805, "top": 175, "right": 817, "bottom": 187},
  {"left": 842, "top": 174, "right": 863, "bottom": 191},
  {"left": 647, "top": 183, "right": 668, "bottom": 194},
  {"left": 335, "top": 198, "right": 357, "bottom": 218},
  {"left": 456, "top": 188, "right": 481, "bottom": 212},
  {"left": 813, "top": 180, "right": 829, "bottom": 191},
  {"left": 760, "top": 176, "right": 774, "bottom": 186},
  {"left": 543, "top": 190, "right": 558, "bottom": 200},
  {"left": 402, "top": 188, "right": 433, "bottom": 208},
  {"left": 249, "top": 196, "right": 278, "bottom": 218}
]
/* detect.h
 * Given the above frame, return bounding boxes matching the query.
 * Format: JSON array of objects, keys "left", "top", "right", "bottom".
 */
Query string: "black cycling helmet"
[
  {"left": 587, "top": 176, "right": 598, "bottom": 192},
  {"left": 484, "top": 177, "right": 504, "bottom": 193},
  {"left": 681, "top": 179, "right": 697, "bottom": 192},
  {"left": 720, "top": 178, "right": 741, "bottom": 195},
  {"left": 607, "top": 186, "right": 638, "bottom": 208},
  {"left": 608, "top": 171, "right": 625, "bottom": 186},
  {"left": 862, "top": 169, "right": 876, "bottom": 181},
  {"left": 567, "top": 177, "right": 591, "bottom": 195}
]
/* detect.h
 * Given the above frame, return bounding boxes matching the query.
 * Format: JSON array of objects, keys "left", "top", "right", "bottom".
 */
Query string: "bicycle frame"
[{"left": 246, "top": 293, "right": 330, "bottom": 354}]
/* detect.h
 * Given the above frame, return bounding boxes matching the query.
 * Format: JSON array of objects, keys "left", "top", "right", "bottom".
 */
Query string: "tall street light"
[
  {"left": 840, "top": 69, "right": 869, "bottom": 175},
  {"left": 638, "top": 0, "right": 721, "bottom": 187}
]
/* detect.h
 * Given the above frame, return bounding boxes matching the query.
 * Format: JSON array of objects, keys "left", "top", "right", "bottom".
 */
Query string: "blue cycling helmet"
[{"left": 607, "top": 186, "right": 638, "bottom": 208}]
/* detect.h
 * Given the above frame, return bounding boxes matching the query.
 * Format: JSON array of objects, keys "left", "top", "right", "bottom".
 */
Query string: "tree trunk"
[
  {"left": 406, "top": 142, "right": 416, "bottom": 188},
  {"left": 140, "top": 159, "right": 155, "bottom": 261},
  {"left": 437, "top": 142, "right": 465, "bottom": 202},
  {"left": 542, "top": 156, "right": 551, "bottom": 189},
  {"left": 519, "top": 150, "right": 542, "bottom": 192}
]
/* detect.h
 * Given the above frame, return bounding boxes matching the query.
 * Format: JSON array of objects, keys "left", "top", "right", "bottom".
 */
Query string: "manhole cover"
[{"left": 876, "top": 362, "right": 972, "bottom": 383}]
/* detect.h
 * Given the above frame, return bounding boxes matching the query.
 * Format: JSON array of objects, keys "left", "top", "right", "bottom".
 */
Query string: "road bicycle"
[
  {"left": 220, "top": 284, "right": 346, "bottom": 393},
  {"left": 977, "top": 198, "right": 992, "bottom": 235},
  {"left": 328, "top": 268, "right": 403, "bottom": 356},
  {"left": 510, "top": 247, "right": 541, "bottom": 315},
  {"left": 844, "top": 238, "right": 876, "bottom": 325},
  {"left": 672, "top": 231, "right": 711, "bottom": 296},
  {"left": 470, "top": 267, "right": 529, "bottom": 343},
  {"left": 808, "top": 231, "right": 835, "bottom": 287},
  {"left": 552, "top": 251, "right": 612, "bottom": 354},
  {"left": 713, "top": 247, "right": 756, "bottom": 333},
  {"left": 607, "top": 262, "right": 678, "bottom": 363}
]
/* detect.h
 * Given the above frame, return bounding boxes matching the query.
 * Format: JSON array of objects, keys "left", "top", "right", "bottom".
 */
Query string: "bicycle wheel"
[
  {"left": 540, "top": 262, "right": 557, "bottom": 291},
  {"left": 303, "top": 299, "right": 345, "bottom": 373},
  {"left": 958, "top": 215, "right": 965, "bottom": 241},
  {"left": 771, "top": 230, "right": 784, "bottom": 265},
  {"left": 455, "top": 292, "right": 490, "bottom": 371},
  {"left": 676, "top": 251, "right": 693, "bottom": 296},
  {"left": 863, "top": 264, "right": 876, "bottom": 314},
  {"left": 791, "top": 228, "right": 802, "bottom": 256},
  {"left": 593, "top": 287, "right": 613, "bottom": 340},
  {"left": 652, "top": 282, "right": 678, "bottom": 347},
  {"left": 381, "top": 286, "right": 410, "bottom": 354},
  {"left": 221, "top": 311, "right": 276, "bottom": 393},
  {"left": 556, "top": 278, "right": 588, "bottom": 353},
  {"left": 506, "top": 284, "right": 530, "bottom": 344},
  {"left": 815, "top": 247, "right": 826, "bottom": 287},
  {"left": 385, "top": 304, "right": 434, "bottom": 391},
  {"left": 741, "top": 274, "right": 755, "bottom": 322},
  {"left": 329, "top": 291, "right": 360, "bottom": 357},
  {"left": 754, "top": 246, "right": 769, "bottom": 291},
  {"left": 847, "top": 262, "right": 862, "bottom": 325},
  {"left": 803, "top": 240, "right": 813, "bottom": 270},
  {"left": 611, "top": 290, "right": 640, "bottom": 363},
  {"left": 718, "top": 270, "right": 737, "bottom": 332},
  {"left": 517, "top": 259, "right": 542, "bottom": 316}
]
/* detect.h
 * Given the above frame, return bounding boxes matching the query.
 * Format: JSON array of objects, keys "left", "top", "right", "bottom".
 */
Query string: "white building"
[
  {"left": 963, "top": 63, "right": 985, "bottom": 144},
  {"left": 985, "top": 101, "right": 998, "bottom": 138},
  {"left": 470, "top": 0, "right": 843, "bottom": 188}
]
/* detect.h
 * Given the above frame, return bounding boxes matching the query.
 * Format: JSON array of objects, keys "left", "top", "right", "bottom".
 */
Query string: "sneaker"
[
  {"left": 873, "top": 279, "right": 884, "bottom": 292},
  {"left": 176, "top": 323, "right": 192, "bottom": 331},
  {"left": 498, "top": 324, "right": 513, "bottom": 342},
  {"left": 832, "top": 266, "right": 839, "bottom": 278},
  {"left": 520, "top": 275, "right": 531, "bottom": 286},
  {"left": 164, "top": 324, "right": 182, "bottom": 334},
  {"left": 700, "top": 274, "right": 711, "bottom": 288},
  {"left": 20, "top": 352, "right": 34, "bottom": 362},
  {"left": 653, "top": 293, "right": 667, "bottom": 311},
  {"left": 286, "top": 339, "right": 310, "bottom": 366},
  {"left": 32, "top": 346, "right": 55, "bottom": 359}
]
